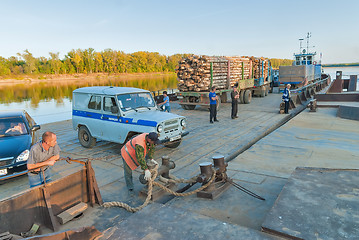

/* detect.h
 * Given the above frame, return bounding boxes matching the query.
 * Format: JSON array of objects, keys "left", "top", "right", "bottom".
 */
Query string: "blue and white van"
[{"left": 72, "top": 86, "right": 187, "bottom": 148}]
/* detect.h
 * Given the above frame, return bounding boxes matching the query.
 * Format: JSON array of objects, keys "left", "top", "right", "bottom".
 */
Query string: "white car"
[{"left": 72, "top": 86, "right": 188, "bottom": 148}]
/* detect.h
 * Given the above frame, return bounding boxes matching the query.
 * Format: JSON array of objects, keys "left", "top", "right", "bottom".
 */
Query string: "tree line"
[
  {"left": 0, "top": 49, "right": 192, "bottom": 76},
  {"left": 269, "top": 58, "right": 293, "bottom": 69},
  {"left": 0, "top": 48, "right": 293, "bottom": 76}
]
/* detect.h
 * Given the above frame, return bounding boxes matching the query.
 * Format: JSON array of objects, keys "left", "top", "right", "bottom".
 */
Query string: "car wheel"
[
  {"left": 164, "top": 140, "right": 182, "bottom": 148},
  {"left": 78, "top": 126, "right": 96, "bottom": 148}
]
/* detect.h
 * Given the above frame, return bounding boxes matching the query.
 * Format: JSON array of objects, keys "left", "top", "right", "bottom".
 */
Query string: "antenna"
[
  {"left": 306, "top": 32, "right": 311, "bottom": 54},
  {"left": 299, "top": 38, "right": 304, "bottom": 53}
]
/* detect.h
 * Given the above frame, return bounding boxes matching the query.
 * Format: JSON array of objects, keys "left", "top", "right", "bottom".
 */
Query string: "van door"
[
  {"left": 86, "top": 95, "right": 103, "bottom": 138},
  {"left": 101, "top": 96, "right": 125, "bottom": 143}
]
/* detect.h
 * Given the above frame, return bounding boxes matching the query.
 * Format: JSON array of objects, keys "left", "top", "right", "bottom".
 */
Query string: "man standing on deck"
[
  {"left": 121, "top": 132, "right": 159, "bottom": 192},
  {"left": 209, "top": 86, "right": 219, "bottom": 123},
  {"left": 282, "top": 84, "right": 291, "bottom": 114},
  {"left": 27, "top": 131, "right": 60, "bottom": 188},
  {"left": 158, "top": 91, "right": 171, "bottom": 112},
  {"left": 231, "top": 83, "right": 240, "bottom": 119}
]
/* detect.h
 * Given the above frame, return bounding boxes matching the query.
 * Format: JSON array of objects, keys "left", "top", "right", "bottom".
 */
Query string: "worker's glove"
[
  {"left": 144, "top": 169, "right": 151, "bottom": 181},
  {"left": 150, "top": 159, "right": 158, "bottom": 165}
]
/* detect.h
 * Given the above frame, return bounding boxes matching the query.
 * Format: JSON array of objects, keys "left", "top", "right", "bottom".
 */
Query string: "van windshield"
[{"left": 117, "top": 92, "right": 155, "bottom": 112}]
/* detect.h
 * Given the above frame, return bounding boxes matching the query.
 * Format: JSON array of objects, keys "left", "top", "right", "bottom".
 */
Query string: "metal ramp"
[{"left": 262, "top": 167, "right": 359, "bottom": 240}]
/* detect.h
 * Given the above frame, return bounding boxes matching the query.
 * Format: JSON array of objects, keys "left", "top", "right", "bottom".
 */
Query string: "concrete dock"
[{"left": 1, "top": 93, "right": 359, "bottom": 239}]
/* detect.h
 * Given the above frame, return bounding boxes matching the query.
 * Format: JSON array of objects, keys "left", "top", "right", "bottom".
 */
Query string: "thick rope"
[
  {"left": 153, "top": 170, "right": 216, "bottom": 197},
  {"left": 159, "top": 174, "right": 198, "bottom": 184},
  {"left": 102, "top": 165, "right": 159, "bottom": 213},
  {"left": 102, "top": 167, "right": 217, "bottom": 211}
]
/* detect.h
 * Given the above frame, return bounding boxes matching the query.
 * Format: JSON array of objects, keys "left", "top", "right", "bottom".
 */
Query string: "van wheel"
[
  {"left": 165, "top": 140, "right": 182, "bottom": 148},
  {"left": 78, "top": 126, "right": 96, "bottom": 148}
]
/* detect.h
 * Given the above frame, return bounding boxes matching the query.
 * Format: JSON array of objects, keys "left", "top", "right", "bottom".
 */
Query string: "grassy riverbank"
[{"left": 322, "top": 63, "right": 359, "bottom": 67}]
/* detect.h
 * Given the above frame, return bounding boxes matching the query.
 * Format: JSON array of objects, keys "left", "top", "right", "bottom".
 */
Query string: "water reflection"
[
  {"left": 0, "top": 73, "right": 178, "bottom": 107},
  {"left": 0, "top": 73, "right": 178, "bottom": 124}
]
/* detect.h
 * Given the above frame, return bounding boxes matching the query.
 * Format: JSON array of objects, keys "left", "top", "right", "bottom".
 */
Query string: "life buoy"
[{"left": 313, "top": 61, "right": 317, "bottom": 65}]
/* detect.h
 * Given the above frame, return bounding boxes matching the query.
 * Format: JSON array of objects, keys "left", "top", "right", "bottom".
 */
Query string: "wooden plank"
[
  {"left": 42, "top": 187, "right": 59, "bottom": 232},
  {"left": 57, "top": 202, "right": 88, "bottom": 225},
  {"left": 90, "top": 166, "right": 103, "bottom": 205},
  {"left": 86, "top": 161, "right": 95, "bottom": 207}
]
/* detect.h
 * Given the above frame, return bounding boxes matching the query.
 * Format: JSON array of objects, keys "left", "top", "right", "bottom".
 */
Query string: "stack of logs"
[{"left": 176, "top": 55, "right": 270, "bottom": 92}]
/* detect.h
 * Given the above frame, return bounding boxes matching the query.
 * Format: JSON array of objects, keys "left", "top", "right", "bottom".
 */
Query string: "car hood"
[
  {"left": 0, "top": 135, "right": 31, "bottom": 159},
  {"left": 124, "top": 110, "right": 184, "bottom": 125}
]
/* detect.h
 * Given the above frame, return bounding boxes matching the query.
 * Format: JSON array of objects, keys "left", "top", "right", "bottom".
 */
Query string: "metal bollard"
[
  {"left": 139, "top": 156, "right": 175, "bottom": 184},
  {"left": 196, "top": 162, "right": 213, "bottom": 183}
]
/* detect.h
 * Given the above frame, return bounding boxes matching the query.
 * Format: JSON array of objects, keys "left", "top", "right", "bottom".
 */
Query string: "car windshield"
[
  {"left": 0, "top": 117, "right": 28, "bottom": 137},
  {"left": 117, "top": 92, "right": 155, "bottom": 112}
]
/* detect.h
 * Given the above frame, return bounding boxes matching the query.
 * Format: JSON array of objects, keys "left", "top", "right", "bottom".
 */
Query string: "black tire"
[
  {"left": 181, "top": 104, "right": 189, "bottom": 110},
  {"left": 240, "top": 90, "right": 245, "bottom": 104},
  {"left": 244, "top": 90, "right": 252, "bottom": 104},
  {"left": 265, "top": 85, "right": 269, "bottom": 96},
  {"left": 181, "top": 104, "right": 195, "bottom": 110},
  {"left": 269, "top": 82, "right": 274, "bottom": 93},
  {"left": 186, "top": 105, "right": 196, "bottom": 110},
  {"left": 165, "top": 140, "right": 182, "bottom": 148},
  {"left": 78, "top": 126, "right": 96, "bottom": 148}
]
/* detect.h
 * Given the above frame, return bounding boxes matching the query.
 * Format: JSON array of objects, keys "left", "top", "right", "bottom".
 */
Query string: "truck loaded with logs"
[{"left": 176, "top": 55, "right": 272, "bottom": 110}]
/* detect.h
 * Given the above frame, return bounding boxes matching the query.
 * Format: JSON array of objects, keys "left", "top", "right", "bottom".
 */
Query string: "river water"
[{"left": 0, "top": 73, "right": 177, "bottom": 124}]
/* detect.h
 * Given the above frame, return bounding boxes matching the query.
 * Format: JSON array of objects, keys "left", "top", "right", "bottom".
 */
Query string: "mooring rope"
[{"left": 102, "top": 167, "right": 216, "bottom": 212}]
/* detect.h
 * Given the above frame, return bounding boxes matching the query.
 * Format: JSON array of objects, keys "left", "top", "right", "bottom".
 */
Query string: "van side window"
[
  {"left": 104, "top": 97, "right": 117, "bottom": 112},
  {"left": 88, "top": 96, "right": 102, "bottom": 110}
]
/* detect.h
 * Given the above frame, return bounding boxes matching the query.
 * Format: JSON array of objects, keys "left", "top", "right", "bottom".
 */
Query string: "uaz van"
[{"left": 72, "top": 86, "right": 188, "bottom": 148}]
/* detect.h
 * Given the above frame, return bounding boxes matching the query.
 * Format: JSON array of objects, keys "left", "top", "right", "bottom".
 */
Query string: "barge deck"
[{"left": 1, "top": 91, "right": 359, "bottom": 239}]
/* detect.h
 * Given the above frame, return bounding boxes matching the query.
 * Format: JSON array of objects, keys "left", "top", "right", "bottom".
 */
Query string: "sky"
[{"left": 0, "top": 0, "right": 358, "bottom": 64}]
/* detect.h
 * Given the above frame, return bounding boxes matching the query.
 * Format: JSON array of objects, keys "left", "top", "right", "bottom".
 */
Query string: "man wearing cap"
[{"left": 121, "top": 132, "right": 160, "bottom": 192}]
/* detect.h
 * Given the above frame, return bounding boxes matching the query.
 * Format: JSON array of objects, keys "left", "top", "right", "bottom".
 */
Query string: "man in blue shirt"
[
  {"left": 209, "top": 86, "right": 219, "bottom": 123},
  {"left": 158, "top": 91, "right": 171, "bottom": 112}
]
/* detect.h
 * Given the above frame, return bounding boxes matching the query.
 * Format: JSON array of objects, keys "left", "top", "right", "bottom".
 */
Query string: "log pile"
[
  {"left": 249, "top": 56, "right": 270, "bottom": 80},
  {"left": 176, "top": 55, "right": 270, "bottom": 92},
  {"left": 226, "top": 56, "right": 252, "bottom": 86}
]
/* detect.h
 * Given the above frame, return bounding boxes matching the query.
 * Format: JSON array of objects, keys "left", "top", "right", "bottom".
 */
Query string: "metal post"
[
  {"left": 241, "top": 62, "right": 244, "bottom": 81},
  {"left": 210, "top": 62, "right": 213, "bottom": 87}
]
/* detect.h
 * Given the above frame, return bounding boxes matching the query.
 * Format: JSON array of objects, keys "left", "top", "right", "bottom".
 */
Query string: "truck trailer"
[{"left": 176, "top": 56, "right": 272, "bottom": 110}]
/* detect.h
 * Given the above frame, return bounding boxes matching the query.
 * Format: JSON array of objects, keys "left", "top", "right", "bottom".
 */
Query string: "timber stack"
[{"left": 176, "top": 55, "right": 270, "bottom": 92}]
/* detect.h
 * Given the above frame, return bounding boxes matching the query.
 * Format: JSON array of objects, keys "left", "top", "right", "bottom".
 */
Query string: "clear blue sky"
[{"left": 1, "top": 0, "right": 358, "bottom": 64}]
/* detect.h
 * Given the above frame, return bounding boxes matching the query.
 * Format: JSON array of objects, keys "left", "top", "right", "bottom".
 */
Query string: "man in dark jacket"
[{"left": 231, "top": 83, "right": 240, "bottom": 119}]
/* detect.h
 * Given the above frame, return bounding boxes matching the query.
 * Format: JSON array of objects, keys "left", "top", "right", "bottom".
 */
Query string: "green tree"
[
  {"left": 17, "top": 49, "right": 38, "bottom": 74},
  {"left": 0, "top": 57, "right": 11, "bottom": 75},
  {"left": 49, "top": 52, "right": 62, "bottom": 74}
]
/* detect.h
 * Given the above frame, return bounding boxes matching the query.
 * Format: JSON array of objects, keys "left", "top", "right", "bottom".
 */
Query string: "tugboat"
[{"left": 279, "top": 32, "right": 322, "bottom": 88}]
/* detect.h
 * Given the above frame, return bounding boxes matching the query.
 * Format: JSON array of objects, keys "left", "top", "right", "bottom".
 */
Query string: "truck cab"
[{"left": 72, "top": 86, "right": 187, "bottom": 148}]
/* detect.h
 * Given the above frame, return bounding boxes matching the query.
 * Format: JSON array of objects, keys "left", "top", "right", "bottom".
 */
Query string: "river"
[{"left": 0, "top": 73, "right": 177, "bottom": 124}]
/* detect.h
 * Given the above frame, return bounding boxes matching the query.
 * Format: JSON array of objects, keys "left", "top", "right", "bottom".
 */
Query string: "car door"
[
  {"left": 86, "top": 95, "right": 103, "bottom": 138},
  {"left": 101, "top": 96, "right": 125, "bottom": 143}
]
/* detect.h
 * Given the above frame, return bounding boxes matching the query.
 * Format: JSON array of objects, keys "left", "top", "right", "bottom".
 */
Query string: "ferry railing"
[{"left": 280, "top": 75, "right": 331, "bottom": 113}]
